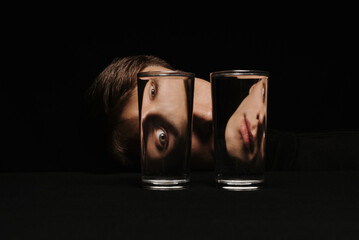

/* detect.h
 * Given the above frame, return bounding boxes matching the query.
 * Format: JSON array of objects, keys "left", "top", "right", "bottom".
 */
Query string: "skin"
[
  {"left": 225, "top": 78, "right": 268, "bottom": 169},
  {"left": 120, "top": 66, "right": 214, "bottom": 169},
  {"left": 140, "top": 74, "right": 188, "bottom": 164}
]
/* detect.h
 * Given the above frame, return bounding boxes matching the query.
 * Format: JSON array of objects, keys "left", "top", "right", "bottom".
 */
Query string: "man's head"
[
  {"left": 86, "top": 55, "right": 214, "bottom": 170},
  {"left": 87, "top": 55, "right": 174, "bottom": 168}
]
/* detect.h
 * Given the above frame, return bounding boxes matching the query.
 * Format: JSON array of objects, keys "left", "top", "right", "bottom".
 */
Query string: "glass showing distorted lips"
[
  {"left": 239, "top": 116, "right": 255, "bottom": 153},
  {"left": 225, "top": 78, "right": 267, "bottom": 166},
  {"left": 211, "top": 70, "right": 268, "bottom": 191}
]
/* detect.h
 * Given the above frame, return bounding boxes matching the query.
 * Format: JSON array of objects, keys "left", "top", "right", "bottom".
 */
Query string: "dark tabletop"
[{"left": 1, "top": 171, "right": 358, "bottom": 239}]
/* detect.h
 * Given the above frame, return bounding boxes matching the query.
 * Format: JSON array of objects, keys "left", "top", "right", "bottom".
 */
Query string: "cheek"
[
  {"left": 191, "top": 134, "right": 207, "bottom": 154},
  {"left": 225, "top": 121, "right": 243, "bottom": 150},
  {"left": 145, "top": 134, "right": 161, "bottom": 162}
]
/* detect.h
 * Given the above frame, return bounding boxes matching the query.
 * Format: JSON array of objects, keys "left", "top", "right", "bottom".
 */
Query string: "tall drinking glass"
[
  {"left": 210, "top": 70, "right": 269, "bottom": 190},
  {"left": 137, "top": 71, "right": 194, "bottom": 190}
]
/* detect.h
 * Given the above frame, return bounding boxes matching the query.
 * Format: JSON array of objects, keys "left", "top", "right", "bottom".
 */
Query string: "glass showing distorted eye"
[{"left": 155, "top": 128, "right": 168, "bottom": 150}]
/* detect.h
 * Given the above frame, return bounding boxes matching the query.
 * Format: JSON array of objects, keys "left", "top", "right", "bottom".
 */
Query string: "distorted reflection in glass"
[
  {"left": 138, "top": 72, "right": 193, "bottom": 189},
  {"left": 211, "top": 70, "right": 268, "bottom": 190},
  {"left": 225, "top": 78, "right": 267, "bottom": 172}
]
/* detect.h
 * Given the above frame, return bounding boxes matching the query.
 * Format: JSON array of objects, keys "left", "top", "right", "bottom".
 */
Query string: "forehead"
[
  {"left": 142, "top": 66, "right": 172, "bottom": 72},
  {"left": 154, "top": 79, "right": 186, "bottom": 106}
]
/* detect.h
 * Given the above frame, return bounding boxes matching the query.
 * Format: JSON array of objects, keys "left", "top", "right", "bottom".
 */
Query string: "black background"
[
  {"left": 2, "top": 10, "right": 358, "bottom": 240},
  {"left": 2, "top": 12, "right": 358, "bottom": 172}
]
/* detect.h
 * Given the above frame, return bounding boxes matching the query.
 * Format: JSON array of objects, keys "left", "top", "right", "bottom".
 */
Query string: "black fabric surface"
[
  {"left": 266, "top": 129, "right": 359, "bottom": 171},
  {"left": 1, "top": 171, "right": 358, "bottom": 239}
]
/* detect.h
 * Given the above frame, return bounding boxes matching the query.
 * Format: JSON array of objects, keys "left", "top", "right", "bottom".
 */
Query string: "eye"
[
  {"left": 262, "top": 83, "right": 266, "bottom": 102},
  {"left": 150, "top": 82, "right": 156, "bottom": 98},
  {"left": 155, "top": 128, "right": 168, "bottom": 150}
]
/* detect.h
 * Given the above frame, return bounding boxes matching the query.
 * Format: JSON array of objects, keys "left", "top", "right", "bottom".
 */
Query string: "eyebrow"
[{"left": 142, "top": 113, "right": 180, "bottom": 138}]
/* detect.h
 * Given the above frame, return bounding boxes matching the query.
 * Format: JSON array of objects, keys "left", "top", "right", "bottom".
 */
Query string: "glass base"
[
  {"left": 216, "top": 178, "right": 264, "bottom": 191},
  {"left": 142, "top": 178, "right": 189, "bottom": 190}
]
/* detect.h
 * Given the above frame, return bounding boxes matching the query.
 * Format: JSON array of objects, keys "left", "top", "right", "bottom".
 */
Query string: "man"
[{"left": 85, "top": 55, "right": 214, "bottom": 170}]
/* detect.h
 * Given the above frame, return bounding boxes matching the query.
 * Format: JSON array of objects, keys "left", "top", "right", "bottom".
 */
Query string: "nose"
[
  {"left": 193, "top": 105, "right": 213, "bottom": 136},
  {"left": 192, "top": 97, "right": 213, "bottom": 143},
  {"left": 192, "top": 78, "right": 213, "bottom": 141}
]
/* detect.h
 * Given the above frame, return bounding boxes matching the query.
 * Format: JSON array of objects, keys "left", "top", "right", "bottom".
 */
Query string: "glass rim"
[
  {"left": 210, "top": 69, "right": 269, "bottom": 77},
  {"left": 138, "top": 70, "right": 195, "bottom": 78}
]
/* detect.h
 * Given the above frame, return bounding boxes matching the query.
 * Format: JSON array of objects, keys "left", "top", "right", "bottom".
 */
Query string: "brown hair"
[{"left": 87, "top": 55, "right": 174, "bottom": 168}]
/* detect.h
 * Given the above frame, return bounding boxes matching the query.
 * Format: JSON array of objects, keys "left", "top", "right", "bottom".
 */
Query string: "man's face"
[
  {"left": 140, "top": 74, "right": 188, "bottom": 165},
  {"left": 225, "top": 78, "right": 268, "bottom": 166},
  {"left": 119, "top": 66, "right": 214, "bottom": 169}
]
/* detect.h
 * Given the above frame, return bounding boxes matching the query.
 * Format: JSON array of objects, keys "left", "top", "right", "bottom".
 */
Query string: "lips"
[{"left": 239, "top": 116, "right": 255, "bottom": 153}]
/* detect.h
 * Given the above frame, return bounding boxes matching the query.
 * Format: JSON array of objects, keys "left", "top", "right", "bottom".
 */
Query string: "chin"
[{"left": 225, "top": 134, "right": 257, "bottom": 164}]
